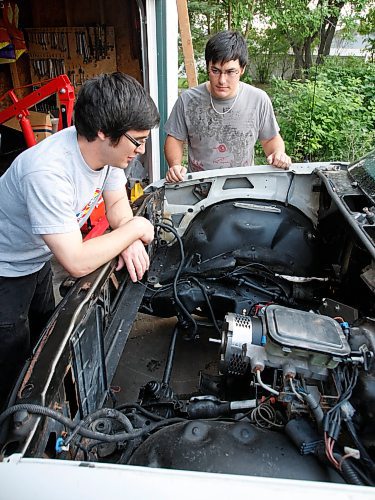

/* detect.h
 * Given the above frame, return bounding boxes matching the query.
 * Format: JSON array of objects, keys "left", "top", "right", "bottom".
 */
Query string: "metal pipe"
[
  {"left": 256, "top": 369, "right": 280, "bottom": 396},
  {"left": 95, "top": 305, "right": 108, "bottom": 392},
  {"left": 162, "top": 324, "right": 179, "bottom": 385}
]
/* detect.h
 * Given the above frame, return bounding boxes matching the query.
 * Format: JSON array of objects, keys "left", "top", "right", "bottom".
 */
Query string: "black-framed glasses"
[
  {"left": 208, "top": 67, "right": 240, "bottom": 79},
  {"left": 124, "top": 132, "right": 147, "bottom": 149}
]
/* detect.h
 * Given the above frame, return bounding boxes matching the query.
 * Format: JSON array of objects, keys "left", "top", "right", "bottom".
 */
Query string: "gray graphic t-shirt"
[
  {"left": 165, "top": 82, "right": 279, "bottom": 171},
  {"left": 0, "top": 126, "right": 126, "bottom": 276}
]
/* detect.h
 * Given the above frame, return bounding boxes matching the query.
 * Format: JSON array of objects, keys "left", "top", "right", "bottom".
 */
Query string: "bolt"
[{"left": 13, "top": 410, "right": 30, "bottom": 426}]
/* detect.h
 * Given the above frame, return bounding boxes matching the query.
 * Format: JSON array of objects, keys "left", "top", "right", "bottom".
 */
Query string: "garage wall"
[
  {"left": 0, "top": 0, "right": 143, "bottom": 111},
  {"left": 30, "top": 0, "right": 142, "bottom": 81},
  {"left": 0, "top": 0, "right": 177, "bottom": 179}
]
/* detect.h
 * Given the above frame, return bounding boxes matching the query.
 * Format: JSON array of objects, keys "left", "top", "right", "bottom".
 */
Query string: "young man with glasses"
[
  {"left": 0, "top": 72, "right": 159, "bottom": 408},
  {"left": 164, "top": 31, "right": 291, "bottom": 183}
]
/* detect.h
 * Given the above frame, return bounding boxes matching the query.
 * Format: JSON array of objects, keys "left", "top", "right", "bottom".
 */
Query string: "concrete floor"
[{"left": 112, "top": 313, "right": 220, "bottom": 405}]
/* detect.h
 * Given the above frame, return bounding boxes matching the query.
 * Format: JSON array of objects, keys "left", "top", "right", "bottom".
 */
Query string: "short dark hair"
[
  {"left": 205, "top": 31, "right": 248, "bottom": 68},
  {"left": 74, "top": 72, "right": 160, "bottom": 145}
]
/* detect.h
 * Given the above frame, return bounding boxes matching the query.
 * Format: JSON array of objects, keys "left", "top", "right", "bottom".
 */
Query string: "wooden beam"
[
  {"left": 176, "top": 0, "right": 197, "bottom": 88},
  {"left": 9, "top": 62, "right": 20, "bottom": 90}
]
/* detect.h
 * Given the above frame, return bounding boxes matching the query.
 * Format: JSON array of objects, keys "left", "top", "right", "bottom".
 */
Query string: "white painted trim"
[
  {"left": 1, "top": 455, "right": 373, "bottom": 500},
  {"left": 145, "top": 0, "right": 160, "bottom": 182},
  {"left": 145, "top": 0, "right": 178, "bottom": 182}
]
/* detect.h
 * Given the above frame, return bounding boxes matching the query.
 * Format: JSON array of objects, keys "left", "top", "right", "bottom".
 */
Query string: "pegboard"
[{"left": 25, "top": 26, "right": 117, "bottom": 91}]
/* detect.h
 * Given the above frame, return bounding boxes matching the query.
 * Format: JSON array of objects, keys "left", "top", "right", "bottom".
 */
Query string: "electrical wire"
[
  {"left": 65, "top": 408, "right": 134, "bottom": 447},
  {"left": 325, "top": 431, "right": 340, "bottom": 468},
  {"left": 334, "top": 452, "right": 375, "bottom": 486},
  {"left": 345, "top": 418, "right": 375, "bottom": 473},
  {"left": 236, "top": 276, "right": 278, "bottom": 298},
  {"left": 339, "top": 450, "right": 359, "bottom": 471},
  {"left": 138, "top": 279, "right": 192, "bottom": 301},
  {"left": 155, "top": 217, "right": 177, "bottom": 244},
  {"left": 224, "top": 262, "right": 273, "bottom": 276},
  {"left": 0, "top": 403, "right": 185, "bottom": 444},
  {"left": 289, "top": 378, "right": 304, "bottom": 402},
  {"left": 155, "top": 222, "right": 198, "bottom": 336},
  {"left": 115, "top": 402, "right": 164, "bottom": 421},
  {"left": 188, "top": 276, "right": 221, "bottom": 336},
  {"left": 250, "top": 401, "right": 284, "bottom": 429},
  {"left": 256, "top": 369, "right": 280, "bottom": 396},
  {"left": 323, "top": 364, "right": 361, "bottom": 472},
  {"left": 225, "top": 264, "right": 290, "bottom": 301},
  {"left": 284, "top": 172, "right": 295, "bottom": 207}
]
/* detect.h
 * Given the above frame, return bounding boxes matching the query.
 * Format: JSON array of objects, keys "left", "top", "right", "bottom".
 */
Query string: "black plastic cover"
[{"left": 129, "top": 420, "right": 341, "bottom": 482}]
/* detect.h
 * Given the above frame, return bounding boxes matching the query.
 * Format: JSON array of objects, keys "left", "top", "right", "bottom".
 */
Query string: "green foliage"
[
  {"left": 188, "top": 0, "right": 255, "bottom": 36},
  {"left": 178, "top": 77, "right": 189, "bottom": 89},
  {"left": 269, "top": 58, "right": 375, "bottom": 162},
  {"left": 187, "top": 0, "right": 370, "bottom": 79},
  {"left": 258, "top": 0, "right": 323, "bottom": 46}
]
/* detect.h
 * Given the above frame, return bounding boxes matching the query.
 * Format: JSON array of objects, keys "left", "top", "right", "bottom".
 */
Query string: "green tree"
[
  {"left": 247, "top": 27, "right": 290, "bottom": 83},
  {"left": 257, "top": 0, "right": 368, "bottom": 79},
  {"left": 186, "top": 0, "right": 371, "bottom": 81},
  {"left": 188, "top": 0, "right": 256, "bottom": 36}
]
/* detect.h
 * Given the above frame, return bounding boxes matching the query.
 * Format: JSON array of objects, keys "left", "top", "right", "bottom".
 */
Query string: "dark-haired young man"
[
  {"left": 0, "top": 72, "right": 160, "bottom": 406},
  {"left": 164, "top": 31, "right": 291, "bottom": 183}
]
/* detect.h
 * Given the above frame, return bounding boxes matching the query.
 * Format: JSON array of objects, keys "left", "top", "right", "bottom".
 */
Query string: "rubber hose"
[
  {"left": 333, "top": 453, "right": 367, "bottom": 486},
  {"left": 0, "top": 403, "right": 185, "bottom": 443},
  {"left": 115, "top": 402, "right": 164, "bottom": 421},
  {"left": 303, "top": 392, "right": 324, "bottom": 427},
  {"left": 82, "top": 408, "right": 135, "bottom": 462}
]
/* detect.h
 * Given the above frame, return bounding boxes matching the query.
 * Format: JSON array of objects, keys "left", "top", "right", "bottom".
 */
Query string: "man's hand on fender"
[
  {"left": 117, "top": 239, "right": 150, "bottom": 282},
  {"left": 266, "top": 151, "right": 291, "bottom": 170},
  {"left": 165, "top": 165, "right": 187, "bottom": 183}
]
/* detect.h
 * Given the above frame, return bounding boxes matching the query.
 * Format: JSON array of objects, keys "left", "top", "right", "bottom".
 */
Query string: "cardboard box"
[{"left": 3, "top": 111, "right": 52, "bottom": 143}]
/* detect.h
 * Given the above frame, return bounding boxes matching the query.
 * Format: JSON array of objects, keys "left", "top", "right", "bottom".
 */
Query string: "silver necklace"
[{"left": 209, "top": 84, "right": 241, "bottom": 115}]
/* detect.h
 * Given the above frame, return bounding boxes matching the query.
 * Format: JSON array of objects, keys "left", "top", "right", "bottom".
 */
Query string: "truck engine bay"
[{"left": 0, "top": 158, "right": 374, "bottom": 488}]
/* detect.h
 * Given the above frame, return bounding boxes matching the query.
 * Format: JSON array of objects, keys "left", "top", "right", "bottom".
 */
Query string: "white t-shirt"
[{"left": 0, "top": 126, "right": 126, "bottom": 276}]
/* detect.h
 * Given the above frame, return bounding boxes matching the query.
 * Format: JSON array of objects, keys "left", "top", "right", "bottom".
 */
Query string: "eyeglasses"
[
  {"left": 208, "top": 67, "right": 241, "bottom": 79},
  {"left": 124, "top": 132, "right": 148, "bottom": 149}
]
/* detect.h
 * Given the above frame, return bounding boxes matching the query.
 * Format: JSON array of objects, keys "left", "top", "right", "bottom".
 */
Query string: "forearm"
[
  {"left": 106, "top": 203, "right": 133, "bottom": 229},
  {"left": 76, "top": 226, "right": 140, "bottom": 275},
  {"left": 260, "top": 134, "right": 285, "bottom": 157},
  {"left": 104, "top": 190, "right": 133, "bottom": 229},
  {"left": 260, "top": 134, "right": 291, "bottom": 169},
  {"left": 164, "top": 135, "right": 184, "bottom": 168},
  {"left": 43, "top": 217, "right": 153, "bottom": 278}
]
